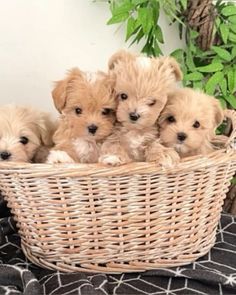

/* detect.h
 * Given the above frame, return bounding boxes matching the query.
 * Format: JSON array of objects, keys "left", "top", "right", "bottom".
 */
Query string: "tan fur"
[
  {"left": 99, "top": 50, "right": 182, "bottom": 166},
  {"left": 0, "top": 105, "right": 56, "bottom": 163},
  {"left": 158, "top": 87, "right": 224, "bottom": 158},
  {"left": 47, "top": 68, "right": 116, "bottom": 164}
]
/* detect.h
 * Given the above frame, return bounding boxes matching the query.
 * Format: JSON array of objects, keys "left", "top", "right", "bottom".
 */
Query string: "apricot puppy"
[
  {"left": 47, "top": 68, "right": 116, "bottom": 164},
  {"left": 99, "top": 50, "right": 182, "bottom": 167},
  {"left": 158, "top": 87, "right": 224, "bottom": 157},
  {"left": 0, "top": 105, "right": 56, "bottom": 163}
]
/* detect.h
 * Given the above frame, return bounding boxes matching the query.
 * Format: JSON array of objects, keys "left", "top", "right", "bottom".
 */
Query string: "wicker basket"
[{"left": 0, "top": 110, "right": 236, "bottom": 274}]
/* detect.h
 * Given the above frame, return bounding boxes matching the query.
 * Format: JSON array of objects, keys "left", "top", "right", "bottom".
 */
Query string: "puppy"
[
  {"left": 99, "top": 50, "right": 182, "bottom": 167},
  {"left": 158, "top": 87, "right": 224, "bottom": 158},
  {"left": 0, "top": 105, "right": 56, "bottom": 163},
  {"left": 47, "top": 68, "right": 116, "bottom": 164}
]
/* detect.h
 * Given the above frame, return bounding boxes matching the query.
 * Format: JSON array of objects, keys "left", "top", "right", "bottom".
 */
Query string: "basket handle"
[{"left": 222, "top": 109, "right": 236, "bottom": 150}]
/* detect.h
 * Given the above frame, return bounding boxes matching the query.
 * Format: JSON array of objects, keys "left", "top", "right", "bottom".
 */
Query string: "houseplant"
[{"left": 100, "top": 0, "right": 236, "bottom": 213}]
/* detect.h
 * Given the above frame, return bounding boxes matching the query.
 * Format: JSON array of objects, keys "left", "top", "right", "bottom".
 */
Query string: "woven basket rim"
[{"left": 0, "top": 148, "right": 235, "bottom": 177}]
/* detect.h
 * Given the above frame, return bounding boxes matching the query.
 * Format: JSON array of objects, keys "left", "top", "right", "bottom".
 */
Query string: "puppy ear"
[
  {"left": 158, "top": 56, "right": 183, "bottom": 82},
  {"left": 108, "top": 50, "right": 135, "bottom": 70},
  {"left": 169, "top": 57, "right": 183, "bottom": 81},
  {"left": 37, "top": 113, "right": 57, "bottom": 146},
  {"left": 211, "top": 98, "right": 224, "bottom": 127},
  {"left": 52, "top": 68, "right": 83, "bottom": 113}
]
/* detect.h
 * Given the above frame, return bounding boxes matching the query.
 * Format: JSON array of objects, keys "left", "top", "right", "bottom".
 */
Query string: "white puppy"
[{"left": 0, "top": 105, "right": 56, "bottom": 163}]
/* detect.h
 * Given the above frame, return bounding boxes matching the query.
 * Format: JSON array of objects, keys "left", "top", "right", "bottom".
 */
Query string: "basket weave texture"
[{"left": 0, "top": 110, "right": 236, "bottom": 274}]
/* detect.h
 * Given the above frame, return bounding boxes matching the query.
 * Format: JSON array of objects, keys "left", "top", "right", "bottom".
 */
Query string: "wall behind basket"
[{"left": 0, "top": 0, "right": 183, "bottom": 113}]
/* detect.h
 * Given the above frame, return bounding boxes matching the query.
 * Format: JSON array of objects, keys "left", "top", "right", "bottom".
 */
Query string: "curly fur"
[{"left": 158, "top": 87, "right": 224, "bottom": 157}]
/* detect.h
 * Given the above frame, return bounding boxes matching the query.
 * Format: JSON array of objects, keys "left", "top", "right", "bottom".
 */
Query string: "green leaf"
[
  {"left": 225, "top": 94, "right": 236, "bottom": 108},
  {"left": 151, "top": 0, "right": 159, "bottom": 24},
  {"left": 110, "top": 1, "right": 133, "bottom": 14},
  {"left": 232, "top": 46, "right": 236, "bottom": 58},
  {"left": 137, "top": 7, "right": 153, "bottom": 35},
  {"left": 180, "top": 0, "right": 187, "bottom": 10},
  {"left": 107, "top": 1, "right": 133, "bottom": 25},
  {"left": 154, "top": 25, "right": 164, "bottom": 44},
  {"left": 190, "top": 30, "right": 199, "bottom": 39},
  {"left": 126, "top": 17, "right": 136, "bottom": 40},
  {"left": 184, "top": 72, "right": 203, "bottom": 81},
  {"left": 218, "top": 98, "right": 227, "bottom": 109},
  {"left": 211, "top": 46, "right": 232, "bottom": 61},
  {"left": 132, "top": 0, "right": 147, "bottom": 5},
  {"left": 222, "top": 5, "right": 236, "bottom": 16},
  {"left": 205, "top": 71, "right": 224, "bottom": 95},
  {"left": 186, "top": 48, "right": 195, "bottom": 71},
  {"left": 189, "top": 41, "right": 197, "bottom": 54},
  {"left": 129, "top": 27, "right": 144, "bottom": 46},
  {"left": 215, "top": 17, "right": 221, "bottom": 28},
  {"left": 234, "top": 69, "right": 236, "bottom": 91},
  {"left": 107, "top": 12, "right": 129, "bottom": 25},
  {"left": 231, "top": 176, "right": 236, "bottom": 185},
  {"left": 219, "top": 78, "right": 227, "bottom": 96},
  {"left": 228, "top": 15, "right": 236, "bottom": 24},
  {"left": 197, "top": 62, "right": 223, "bottom": 73},
  {"left": 193, "top": 81, "right": 203, "bottom": 90},
  {"left": 153, "top": 39, "right": 162, "bottom": 56},
  {"left": 227, "top": 70, "right": 235, "bottom": 92},
  {"left": 220, "top": 23, "right": 229, "bottom": 44},
  {"left": 229, "top": 23, "right": 236, "bottom": 33},
  {"left": 171, "top": 49, "right": 184, "bottom": 62},
  {"left": 229, "top": 32, "right": 236, "bottom": 43}
]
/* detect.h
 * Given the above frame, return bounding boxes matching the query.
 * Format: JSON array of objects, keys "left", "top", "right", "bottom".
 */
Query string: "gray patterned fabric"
[{"left": 0, "top": 193, "right": 236, "bottom": 295}]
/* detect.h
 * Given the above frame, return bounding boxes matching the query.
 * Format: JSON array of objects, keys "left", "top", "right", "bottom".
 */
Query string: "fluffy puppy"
[
  {"left": 47, "top": 68, "right": 116, "bottom": 164},
  {"left": 0, "top": 105, "right": 56, "bottom": 163},
  {"left": 99, "top": 50, "right": 182, "bottom": 166},
  {"left": 158, "top": 87, "right": 224, "bottom": 158}
]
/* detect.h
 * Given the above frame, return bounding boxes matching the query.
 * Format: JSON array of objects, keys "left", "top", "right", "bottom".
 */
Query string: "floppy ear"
[
  {"left": 103, "top": 72, "right": 116, "bottom": 95},
  {"left": 168, "top": 57, "right": 183, "bottom": 81},
  {"left": 108, "top": 49, "right": 135, "bottom": 71},
  {"left": 37, "top": 112, "right": 57, "bottom": 147},
  {"left": 52, "top": 68, "right": 83, "bottom": 113},
  {"left": 158, "top": 56, "right": 183, "bottom": 82},
  {"left": 211, "top": 98, "right": 224, "bottom": 127}
]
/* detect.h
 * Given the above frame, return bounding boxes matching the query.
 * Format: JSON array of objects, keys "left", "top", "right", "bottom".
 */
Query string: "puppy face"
[
  {"left": 52, "top": 69, "right": 116, "bottom": 142},
  {"left": 0, "top": 105, "right": 55, "bottom": 162},
  {"left": 109, "top": 50, "right": 182, "bottom": 130},
  {"left": 158, "top": 88, "right": 224, "bottom": 156}
]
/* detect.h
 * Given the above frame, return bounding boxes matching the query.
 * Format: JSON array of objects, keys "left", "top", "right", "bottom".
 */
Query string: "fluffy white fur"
[
  {"left": 47, "top": 68, "right": 116, "bottom": 164},
  {"left": 158, "top": 88, "right": 224, "bottom": 157},
  {"left": 0, "top": 105, "right": 56, "bottom": 163},
  {"left": 99, "top": 50, "right": 182, "bottom": 167}
]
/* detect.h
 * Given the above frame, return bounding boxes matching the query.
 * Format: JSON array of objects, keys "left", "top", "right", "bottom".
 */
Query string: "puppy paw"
[
  {"left": 147, "top": 148, "right": 180, "bottom": 169},
  {"left": 99, "top": 154, "right": 130, "bottom": 166},
  {"left": 159, "top": 149, "right": 180, "bottom": 168},
  {"left": 47, "top": 150, "right": 75, "bottom": 164}
]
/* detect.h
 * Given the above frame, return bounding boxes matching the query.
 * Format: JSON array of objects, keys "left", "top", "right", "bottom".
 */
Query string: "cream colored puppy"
[
  {"left": 47, "top": 68, "right": 116, "bottom": 164},
  {"left": 99, "top": 50, "right": 182, "bottom": 167},
  {"left": 158, "top": 88, "right": 224, "bottom": 157},
  {"left": 0, "top": 105, "right": 56, "bottom": 163}
]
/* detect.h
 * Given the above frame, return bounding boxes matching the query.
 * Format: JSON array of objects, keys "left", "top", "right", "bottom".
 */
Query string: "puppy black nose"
[
  {"left": 0, "top": 151, "right": 11, "bottom": 160},
  {"left": 177, "top": 132, "right": 187, "bottom": 142},
  {"left": 129, "top": 112, "right": 140, "bottom": 121},
  {"left": 88, "top": 124, "right": 98, "bottom": 135}
]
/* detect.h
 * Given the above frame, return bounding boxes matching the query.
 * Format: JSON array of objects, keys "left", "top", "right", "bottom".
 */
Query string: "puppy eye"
[
  {"left": 193, "top": 121, "right": 200, "bottom": 128},
  {"left": 75, "top": 107, "right": 82, "bottom": 115},
  {"left": 19, "top": 136, "right": 29, "bottom": 145},
  {"left": 102, "top": 108, "right": 113, "bottom": 116},
  {"left": 167, "top": 116, "right": 176, "bottom": 123},
  {"left": 120, "top": 93, "right": 128, "bottom": 100},
  {"left": 148, "top": 100, "right": 156, "bottom": 107}
]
